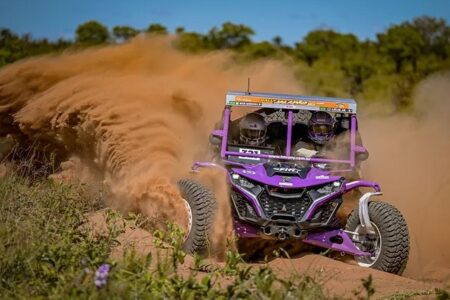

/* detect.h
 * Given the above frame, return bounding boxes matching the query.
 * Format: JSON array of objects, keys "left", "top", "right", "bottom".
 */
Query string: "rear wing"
[{"left": 226, "top": 91, "right": 357, "bottom": 113}]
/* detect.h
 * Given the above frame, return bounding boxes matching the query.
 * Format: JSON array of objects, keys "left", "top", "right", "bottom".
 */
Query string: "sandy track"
[{"left": 268, "top": 255, "right": 435, "bottom": 298}]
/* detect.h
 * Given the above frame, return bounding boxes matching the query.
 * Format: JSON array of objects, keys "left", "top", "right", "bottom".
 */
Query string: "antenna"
[{"left": 247, "top": 77, "right": 251, "bottom": 94}]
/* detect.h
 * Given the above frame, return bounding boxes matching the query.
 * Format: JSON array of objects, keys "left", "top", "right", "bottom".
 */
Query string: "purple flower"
[{"left": 95, "top": 263, "right": 110, "bottom": 288}]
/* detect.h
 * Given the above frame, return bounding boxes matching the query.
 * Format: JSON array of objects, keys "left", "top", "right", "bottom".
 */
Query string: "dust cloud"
[
  {"left": 361, "top": 73, "right": 450, "bottom": 283},
  {"left": 0, "top": 37, "right": 301, "bottom": 256}
]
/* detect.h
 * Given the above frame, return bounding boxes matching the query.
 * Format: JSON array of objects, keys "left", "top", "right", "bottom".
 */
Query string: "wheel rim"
[
  {"left": 353, "top": 222, "right": 382, "bottom": 267},
  {"left": 181, "top": 198, "right": 193, "bottom": 242}
]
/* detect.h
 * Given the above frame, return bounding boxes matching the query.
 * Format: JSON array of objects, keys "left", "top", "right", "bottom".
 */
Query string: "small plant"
[
  {"left": 380, "top": 289, "right": 434, "bottom": 300},
  {"left": 94, "top": 264, "right": 110, "bottom": 288},
  {"left": 223, "top": 248, "right": 245, "bottom": 275},
  {"left": 152, "top": 222, "right": 187, "bottom": 271},
  {"left": 436, "top": 288, "right": 450, "bottom": 300},
  {"left": 353, "top": 274, "right": 376, "bottom": 300}
]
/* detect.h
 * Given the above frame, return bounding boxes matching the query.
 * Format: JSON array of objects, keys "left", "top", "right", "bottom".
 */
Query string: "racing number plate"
[{"left": 238, "top": 148, "right": 261, "bottom": 161}]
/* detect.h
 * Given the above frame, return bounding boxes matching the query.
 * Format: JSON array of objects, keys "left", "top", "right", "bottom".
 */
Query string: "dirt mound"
[{"left": 268, "top": 254, "right": 437, "bottom": 298}]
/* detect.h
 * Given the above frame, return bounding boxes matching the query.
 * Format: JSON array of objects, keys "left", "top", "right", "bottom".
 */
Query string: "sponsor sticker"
[{"left": 233, "top": 95, "right": 350, "bottom": 111}]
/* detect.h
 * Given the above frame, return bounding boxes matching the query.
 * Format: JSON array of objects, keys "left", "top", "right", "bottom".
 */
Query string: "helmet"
[
  {"left": 239, "top": 113, "right": 267, "bottom": 146},
  {"left": 308, "top": 111, "right": 335, "bottom": 145}
]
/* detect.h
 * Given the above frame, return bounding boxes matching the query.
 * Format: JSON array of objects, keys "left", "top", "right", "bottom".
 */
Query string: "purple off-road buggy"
[{"left": 178, "top": 91, "right": 409, "bottom": 274}]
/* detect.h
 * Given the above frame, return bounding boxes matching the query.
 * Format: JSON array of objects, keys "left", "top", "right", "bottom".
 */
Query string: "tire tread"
[
  {"left": 178, "top": 179, "right": 216, "bottom": 254},
  {"left": 346, "top": 201, "right": 410, "bottom": 275}
]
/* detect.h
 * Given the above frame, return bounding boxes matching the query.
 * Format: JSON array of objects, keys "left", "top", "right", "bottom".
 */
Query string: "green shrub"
[{"left": 0, "top": 174, "right": 336, "bottom": 299}]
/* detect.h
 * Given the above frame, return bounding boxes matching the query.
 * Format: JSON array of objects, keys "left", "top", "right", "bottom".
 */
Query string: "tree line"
[{"left": 1, "top": 17, "right": 449, "bottom": 108}]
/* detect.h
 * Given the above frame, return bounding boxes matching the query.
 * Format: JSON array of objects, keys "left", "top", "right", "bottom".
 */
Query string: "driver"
[
  {"left": 239, "top": 113, "right": 267, "bottom": 147},
  {"left": 294, "top": 111, "right": 335, "bottom": 157}
]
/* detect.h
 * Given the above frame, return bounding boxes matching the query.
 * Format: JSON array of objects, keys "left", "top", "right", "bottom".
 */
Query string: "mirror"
[{"left": 209, "top": 134, "right": 222, "bottom": 146}]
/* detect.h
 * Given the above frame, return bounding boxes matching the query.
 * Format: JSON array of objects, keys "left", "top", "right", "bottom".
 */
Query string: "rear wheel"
[
  {"left": 346, "top": 201, "right": 409, "bottom": 274},
  {"left": 177, "top": 179, "right": 216, "bottom": 254}
]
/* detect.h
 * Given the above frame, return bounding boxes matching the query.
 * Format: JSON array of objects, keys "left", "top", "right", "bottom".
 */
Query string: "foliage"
[
  {"left": 353, "top": 275, "right": 376, "bottom": 300},
  {"left": 241, "top": 41, "right": 278, "bottom": 59},
  {"left": 75, "top": 21, "right": 110, "bottom": 45},
  {"left": 146, "top": 23, "right": 168, "bottom": 35},
  {"left": 295, "top": 29, "right": 359, "bottom": 66},
  {"left": 411, "top": 16, "right": 450, "bottom": 60},
  {"left": 341, "top": 52, "right": 375, "bottom": 96},
  {"left": 0, "top": 175, "right": 112, "bottom": 298},
  {"left": 0, "top": 28, "right": 70, "bottom": 67},
  {"left": 113, "top": 25, "right": 140, "bottom": 42},
  {"left": 377, "top": 24, "right": 425, "bottom": 73},
  {"left": 176, "top": 31, "right": 211, "bottom": 53},
  {"left": 175, "top": 26, "right": 185, "bottom": 34},
  {"left": 207, "top": 22, "right": 255, "bottom": 49},
  {"left": 436, "top": 288, "right": 450, "bottom": 300},
  {"left": 272, "top": 35, "right": 283, "bottom": 47}
]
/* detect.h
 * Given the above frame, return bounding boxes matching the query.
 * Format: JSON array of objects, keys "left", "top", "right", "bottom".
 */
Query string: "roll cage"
[{"left": 212, "top": 91, "right": 365, "bottom": 169}]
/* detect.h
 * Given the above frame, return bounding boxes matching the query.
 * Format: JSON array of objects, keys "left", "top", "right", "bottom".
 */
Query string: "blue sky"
[{"left": 1, "top": 0, "right": 449, "bottom": 45}]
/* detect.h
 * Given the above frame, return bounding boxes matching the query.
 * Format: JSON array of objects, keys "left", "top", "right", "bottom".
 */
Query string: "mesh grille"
[
  {"left": 312, "top": 200, "right": 339, "bottom": 224},
  {"left": 232, "top": 191, "right": 257, "bottom": 218},
  {"left": 258, "top": 191, "right": 312, "bottom": 220}
]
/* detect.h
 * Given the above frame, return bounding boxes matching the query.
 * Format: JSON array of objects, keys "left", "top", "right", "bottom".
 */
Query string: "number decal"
[{"left": 238, "top": 148, "right": 261, "bottom": 161}]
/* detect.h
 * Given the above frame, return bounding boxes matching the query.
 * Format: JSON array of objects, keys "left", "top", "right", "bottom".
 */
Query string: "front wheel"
[
  {"left": 177, "top": 179, "right": 216, "bottom": 254},
  {"left": 346, "top": 201, "right": 409, "bottom": 275}
]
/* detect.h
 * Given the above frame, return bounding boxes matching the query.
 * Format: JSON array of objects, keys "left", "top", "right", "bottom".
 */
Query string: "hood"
[{"left": 232, "top": 162, "right": 341, "bottom": 188}]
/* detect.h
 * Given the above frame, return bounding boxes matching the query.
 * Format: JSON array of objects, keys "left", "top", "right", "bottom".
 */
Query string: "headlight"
[
  {"left": 231, "top": 173, "right": 255, "bottom": 189},
  {"left": 238, "top": 177, "right": 255, "bottom": 189},
  {"left": 313, "top": 162, "right": 333, "bottom": 170},
  {"left": 332, "top": 180, "right": 342, "bottom": 189},
  {"left": 309, "top": 180, "right": 342, "bottom": 200}
]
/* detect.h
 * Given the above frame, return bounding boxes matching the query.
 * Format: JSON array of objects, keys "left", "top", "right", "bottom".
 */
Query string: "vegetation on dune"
[
  {"left": 0, "top": 172, "right": 334, "bottom": 299},
  {"left": 1, "top": 16, "right": 450, "bottom": 108}
]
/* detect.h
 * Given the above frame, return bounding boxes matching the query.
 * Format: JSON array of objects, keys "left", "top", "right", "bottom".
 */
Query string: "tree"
[
  {"left": 410, "top": 16, "right": 450, "bottom": 59},
  {"left": 272, "top": 36, "right": 283, "bottom": 47},
  {"left": 0, "top": 28, "right": 15, "bottom": 42},
  {"left": 242, "top": 42, "right": 277, "bottom": 59},
  {"left": 207, "top": 22, "right": 254, "bottom": 49},
  {"left": 0, "top": 28, "right": 73, "bottom": 66},
  {"left": 175, "top": 32, "right": 209, "bottom": 52},
  {"left": 75, "top": 21, "right": 109, "bottom": 45},
  {"left": 112, "top": 26, "right": 139, "bottom": 42},
  {"left": 377, "top": 24, "right": 425, "bottom": 73},
  {"left": 341, "top": 54, "right": 374, "bottom": 96},
  {"left": 175, "top": 27, "right": 185, "bottom": 34},
  {"left": 295, "top": 30, "right": 359, "bottom": 66},
  {"left": 146, "top": 23, "right": 167, "bottom": 35},
  {"left": 294, "top": 42, "right": 320, "bottom": 66}
]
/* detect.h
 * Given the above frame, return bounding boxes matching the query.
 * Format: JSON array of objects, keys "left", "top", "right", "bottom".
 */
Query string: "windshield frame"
[{"left": 214, "top": 106, "right": 358, "bottom": 168}]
